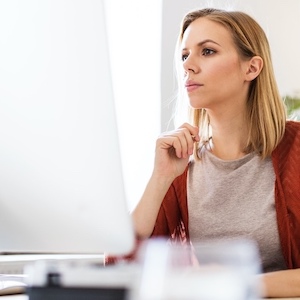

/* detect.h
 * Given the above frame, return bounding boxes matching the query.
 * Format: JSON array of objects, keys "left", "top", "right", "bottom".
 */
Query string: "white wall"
[
  {"left": 161, "top": 0, "right": 300, "bottom": 130},
  {"left": 104, "top": 1, "right": 162, "bottom": 210}
]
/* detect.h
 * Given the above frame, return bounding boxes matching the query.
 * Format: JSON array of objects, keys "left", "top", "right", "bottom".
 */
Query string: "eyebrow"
[{"left": 181, "top": 39, "right": 221, "bottom": 51}]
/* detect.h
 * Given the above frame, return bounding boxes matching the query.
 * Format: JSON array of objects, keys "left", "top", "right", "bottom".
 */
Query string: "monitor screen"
[{"left": 0, "top": 0, "right": 135, "bottom": 256}]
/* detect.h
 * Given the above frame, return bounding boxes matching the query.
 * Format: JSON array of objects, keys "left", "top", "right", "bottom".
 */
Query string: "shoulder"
[
  {"left": 274, "top": 120, "right": 300, "bottom": 154},
  {"left": 272, "top": 120, "right": 300, "bottom": 170},
  {"left": 285, "top": 120, "right": 300, "bottom": 137}
]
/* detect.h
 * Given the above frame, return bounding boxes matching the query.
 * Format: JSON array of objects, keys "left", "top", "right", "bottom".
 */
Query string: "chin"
[
  {"left": 188, "top": 96, "right": 208, "bottom": 109},
  {"left": 189, "top": 102, "right": 208, "bottom": 110}
]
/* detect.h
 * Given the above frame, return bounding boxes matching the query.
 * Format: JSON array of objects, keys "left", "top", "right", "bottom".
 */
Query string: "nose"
[{"left": 183, "top": 54, "right": 200, "bottom": 75}]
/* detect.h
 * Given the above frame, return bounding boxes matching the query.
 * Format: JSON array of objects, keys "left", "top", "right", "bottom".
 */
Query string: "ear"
[{"left": 245, "top": 56, "right": 263, "bottom": 81}]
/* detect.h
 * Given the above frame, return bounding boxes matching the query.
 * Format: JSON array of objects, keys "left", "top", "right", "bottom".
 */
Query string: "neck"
[{"left": 207, "top": 111, "right": 248, "bottom": 160}]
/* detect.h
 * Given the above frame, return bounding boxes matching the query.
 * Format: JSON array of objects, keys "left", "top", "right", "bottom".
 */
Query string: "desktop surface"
[{"left": 0, "top": 296, "right": 27, "bottom": 300}]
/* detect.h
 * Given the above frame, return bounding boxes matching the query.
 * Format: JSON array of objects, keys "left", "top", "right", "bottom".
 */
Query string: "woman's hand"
[{"left": 153, "top": 123, "right": 200, "bottom": 181}]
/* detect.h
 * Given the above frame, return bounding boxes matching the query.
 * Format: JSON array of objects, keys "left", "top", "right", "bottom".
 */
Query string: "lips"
[{"left": 185, "top": 80, "right": 203, "bottom": 92}]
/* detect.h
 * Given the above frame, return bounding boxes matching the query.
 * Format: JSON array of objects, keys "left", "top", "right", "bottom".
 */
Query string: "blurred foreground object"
[{"left": 131, "top": 238, "right": 263, "bottom": 300}]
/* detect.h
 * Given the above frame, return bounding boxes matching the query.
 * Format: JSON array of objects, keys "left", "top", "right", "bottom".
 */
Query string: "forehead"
[{"left": 181, "top": 17, "right": 234, "bottom": 48}]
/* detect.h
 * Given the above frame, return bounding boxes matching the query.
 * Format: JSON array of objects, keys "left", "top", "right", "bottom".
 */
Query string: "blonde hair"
[{"left": 175, "top": 8, "right": 286, "bottom": 159}]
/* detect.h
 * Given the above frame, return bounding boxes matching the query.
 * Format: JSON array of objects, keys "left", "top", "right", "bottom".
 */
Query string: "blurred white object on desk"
[{"left": 132, "top": 238, "right": 263, "bottom": 300}]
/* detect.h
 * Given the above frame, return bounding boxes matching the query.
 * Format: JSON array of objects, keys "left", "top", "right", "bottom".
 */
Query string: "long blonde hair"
[{"left": 175, "top": 8, "right": 286, "bottom": 159}]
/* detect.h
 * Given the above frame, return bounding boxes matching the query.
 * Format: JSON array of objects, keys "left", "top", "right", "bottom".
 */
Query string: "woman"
[{"left": 132, "top": 8, "right": 300, "bottom": 298}]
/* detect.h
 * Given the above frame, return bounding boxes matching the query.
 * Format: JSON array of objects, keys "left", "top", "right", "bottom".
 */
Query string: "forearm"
[
  {"left": 131, "top": 173, "right": 174, "bottom": 238},
  {"left": 261, "top": 269, "right": 300, "bottom": 298}
]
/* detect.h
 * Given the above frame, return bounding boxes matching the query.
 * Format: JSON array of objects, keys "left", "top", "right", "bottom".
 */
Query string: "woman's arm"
[
  {"left": 261, "top": 268, "right": 300, "bottom": 298},
  {"left": 132, "top": 123, "right": 199, "bottom": 238},
  {"left": 131, "top": 172, "right": 174, "bottom": 238}
]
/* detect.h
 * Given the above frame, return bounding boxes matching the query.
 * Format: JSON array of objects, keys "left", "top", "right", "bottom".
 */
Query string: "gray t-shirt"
[{"left": 187, "top": 148, "right": 286, "bottom": 273}]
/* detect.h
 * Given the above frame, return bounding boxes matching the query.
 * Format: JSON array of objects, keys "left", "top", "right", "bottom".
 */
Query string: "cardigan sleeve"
[
  {"left": 272, "top": 120, "right": 300, "bottom": 268},
  {"left": 151, "top": 167, "right": 189, "bottom": 243}
]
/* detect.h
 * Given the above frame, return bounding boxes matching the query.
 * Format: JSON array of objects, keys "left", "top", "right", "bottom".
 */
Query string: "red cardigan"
[{"left": 151, "top": 121, "right": 300, "bottom": 269}]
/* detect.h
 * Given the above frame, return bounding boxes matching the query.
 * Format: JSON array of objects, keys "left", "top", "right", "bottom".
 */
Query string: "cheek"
[
  {"left": 211, "top": 61, "right": 244, "bottom": 92},
  {"left": 211, "top": 59, "right": 240, "bottom": 79}
]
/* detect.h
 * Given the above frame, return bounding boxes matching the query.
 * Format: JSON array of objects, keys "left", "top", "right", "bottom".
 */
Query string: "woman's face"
[{"left": 181, "top": 17, "right": 250, "bottom": 112}]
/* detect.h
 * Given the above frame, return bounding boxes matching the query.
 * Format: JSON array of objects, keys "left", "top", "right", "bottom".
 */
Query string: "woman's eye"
[
  {"left": 202, "top": 48, "right": 215, "bottom": 56},
  {"left": 181, "top": 54, "right": 189, "bottom": 61}
]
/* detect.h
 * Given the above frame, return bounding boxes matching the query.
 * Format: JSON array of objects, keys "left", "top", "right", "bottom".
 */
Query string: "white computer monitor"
[{"left": 0, "top": 0, "right": 135, "bottom": 256}]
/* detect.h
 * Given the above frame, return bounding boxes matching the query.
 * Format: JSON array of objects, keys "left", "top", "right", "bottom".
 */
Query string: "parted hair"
[{"left": 175, "top": 8, "right": 287, "bottom": 159}]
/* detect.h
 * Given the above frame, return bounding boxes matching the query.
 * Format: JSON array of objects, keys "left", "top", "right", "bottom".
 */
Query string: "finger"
[
  {"left": 178, "top": 123, "right": 200, "bottom": 142},
  {"left": 171, "top": 136, "right": 187, "bottom": 158},
  {"left": 158, "top": 124, "right": 199, "bottom": 158},
  {"left": 179, "top": 127, "right": 198, "bottom": 156},
  {"left": 170, "top": 129, "right": 193, "bottom": 158}
]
